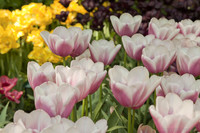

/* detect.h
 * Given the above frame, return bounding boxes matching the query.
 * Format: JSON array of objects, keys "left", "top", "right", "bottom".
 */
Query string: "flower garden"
[{"left": 1, "top": 0, "right": 200, "bottom": 133}]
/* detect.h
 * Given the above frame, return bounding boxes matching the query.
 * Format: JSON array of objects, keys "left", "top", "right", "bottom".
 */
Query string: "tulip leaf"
[
  {"left": 0, "top": 102, "right": 9, "bottom": 125},
  {"left": 93, "top": 96, "right": 106, "bottom": 121},
  {"left": 107, "top": 126, "right": 126, "bottom": 132},
  {"left": 107, "top": 105, "right": 124, "bottom": 128}
]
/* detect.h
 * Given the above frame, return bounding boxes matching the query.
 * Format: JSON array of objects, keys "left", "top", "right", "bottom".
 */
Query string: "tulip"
[
  {"left": 56, "top": 66, "right": 96, "bottom": 101},
  {"left": 110, "top": 13, "right": 142, "bottom": 37},
  {"left": 27, "top": 61, "right": 56, "bottom": 90},
  {"left": 0, "top": 75, "right": 18, "bottom": 94},
  {"left": 137, "top": 124, "right": 156, "bottom": 133},
  {"left": 176, "top": 46, "right": 200, "bottom": 77},
  {"left": 89, "top": 39, "right": 121, "bottom": 65},
  {"left": 122, "top": 34, "right": 155, "bottom": 60},
  {"left": 71, "top": 58, "right": 107, "bottom": 94},
  {"left": 76, "top": 49, "right": 91, "bottom": 60},
  {"left": 109, "top": 66, "right": 161, "bottom": 109},
  {"left": 178, "top": 19, "right": 200, "bottom": 36},
  {"left": 149, "top": 93, "right": 200, "bottom": 133},
  {"left": 194, "top": 98, "right": 200, "bottom": 132},
  {"left": 141, "top": 39, "right": 176, "bottom": 73},
  {"left": 40, "top": 26, "right": 92, "bottom": 57},
  {"left": 148, "top": 17, "right": 180, "bottom": 40},
  {"left": 156, "top": 73, "right": 200, "bottom": 102},
  {"left": 5, "top": 90, "right": 23, "bottom": 104},
  {"left": 34, "top": 81, "right": 77, "bottom": 118}
]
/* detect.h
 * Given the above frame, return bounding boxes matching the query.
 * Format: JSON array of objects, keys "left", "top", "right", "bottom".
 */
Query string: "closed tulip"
[
  {"left": 156, "top": 73, "right": 200, "bottom": 102},
  {"left": 148, "top": 17, "right": 180, "bottom": 40},
  {"left": 149, "top": 93, "right": 200, "bottom": 133},
  {"left": 89, "top": 39, "right": 121, "bottom": 65},
  {"left": 110, "top": 13, "right": 142, "bottom": 37},
  {"left": 71, "top": 58, "right": 107, "bottom": 94},
  {"left": 34, "top": 82, "right": 77, "bottom": 118},
  {"left": 40, "top": 26, "right": 92, "bottom": 57},
  {"left": 27, "top": 61, "right": 56, "bottom": 90},
  {"left": 122, "top": 34, "right": 155, "bottom": 60},
  {"left": 137, "top": 124, "right": 156, "bottom": 133},
  {"left": 176, "top": 46, "right": 200, "bottom": 77},
  {"left": 109, "top": 66, "right": 161, "bottom": 109}
]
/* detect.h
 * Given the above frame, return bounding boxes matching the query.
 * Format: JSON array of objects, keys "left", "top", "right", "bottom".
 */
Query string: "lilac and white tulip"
[
  {"left": 176, "top": 46, "right": 200, "bottom": 77},
  {"left": 141, "top": 39, "right": 176, "bottom": 73},
  {"left": 122, "top": 34, "right": 155, "bottom": 60},
  {"left": 149, "top": 93, "right": 200, "bottom": 133},
  {"left": 89, "top": 39, "right": 121, "bottom": 65},
  {"left": 56, "top": 66, "right": 96, "bottom": 101},
  {"left": 27, "top": 61, "right": 55, "bottom": 90},
  {"left": 109, "top": 66, "right": 161, "bottom": 109},
  {"left": 34, "top": 82, "right": 77, "bottom": 118},
  {"left": 156, "top": 73, "right": 200, "bottom": 102},
  {"left": 148, "top": 17, "right": 180, "bottom": 40},
  {"left": 71, "top": 58, "right": 107, "bottom": 94},
  {"left": 110, "top": 13, "right": 142, "bottom": 37},
  {"left": 40, "top": 26, "right": 92, "bottom": 57}
]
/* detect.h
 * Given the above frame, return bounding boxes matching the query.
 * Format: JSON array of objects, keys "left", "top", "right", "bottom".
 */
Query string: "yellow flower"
[
  {"left": 0, "top": 9, "right": 14, "bottom": 28},
  {"left": 102, "top": 1, "right": 111, "bottom": 7},
  {"left": 50, "top": 0, "right": 66, "bottom": 17},
  {"left": 0, "top": 26, "right": 20, "bottom": 54},
  {"left": 67, "top": 1, "right": 87, "bottom": 14},
  {"left": 28, "top": 45, "right": 66, "bottom": 65},
  {"left": 26, "top": 28, "right": 46, "bottom": 47}
]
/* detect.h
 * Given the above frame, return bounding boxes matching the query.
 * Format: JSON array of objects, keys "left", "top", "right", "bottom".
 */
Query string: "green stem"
[
  {"left": 124, "top": 51, "right": 127, "bottom": 67},
  {"left": 154, "top": 90, "right": 157, "bottom": 106},
  {"left": 131, "top": 109, "right": 135, "bottom": 133},
  {"left": 128, "top": 108, "right": 132, "bottom": 133},
  {"left": 63, "top": 57, "right": 66, "bottom": 66},
  {"left": 81, "top": 99, "right": 86, "bottom": 117},
  {"left": 137, "top": 60, "right": 140, "bottom": 66},
  {"left": 71, "top": 105, "right": 76, "bottom": 122},
  {"left": 99, "top": 83, "right": 102, "bottom": 102},
  {"left": 89, "top": 95, "right": 92, "bottom": 118},
  {"left": 85, "top": 96, "right": 88, "bottom": 116},
  {"left": 143, "top": 98, "right": 150, "bottom": 124}
]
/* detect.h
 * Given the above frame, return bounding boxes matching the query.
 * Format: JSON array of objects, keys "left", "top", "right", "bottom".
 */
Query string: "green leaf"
[
  {"left": 107, "top": 105, "right": 124, "bottom": 128},
  {"left": 0, "top": 102, "right": 9, "bottom": 124},
  {"left": 93, "top": 97, "right": 106, "bottom": 121},
  {"left": 107, "top": 126, "right": 126, "bottom": 132}
]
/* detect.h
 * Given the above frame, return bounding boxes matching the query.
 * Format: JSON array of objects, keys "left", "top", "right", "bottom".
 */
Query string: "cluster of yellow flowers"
[{"left": 0, "top": 0, "right": 87, "bottom": 64}]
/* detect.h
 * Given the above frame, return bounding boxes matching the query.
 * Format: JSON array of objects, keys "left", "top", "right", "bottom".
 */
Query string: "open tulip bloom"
[
  {"left": 176, "top": 46, "right": 200, "bottom": 77},
  {"left": 40, "top": 26, "right": 92, "bottom": 57},
  {"left": 110, "top": 13, "right": 142, "bottom": 37},
  {"left": 149, "top": 93, "right": 200, "bottom": 133},
  {"left": 148, "top": 17, "right": 180, "bottom": 40},
  {"left": 89, "top": 39, "right": 121, "bottom": 66},
  {"left": 122, "top": 34, "right": 155, "bottom": 60},
  {"left": 157, "top": 73, "right": 200, "bottom": 103},
  {"left": 27, "top": 61, "right": 56, "bottom": 90},
  {"left": 109, "top": 66, "right": 161, "bottom": 109}
]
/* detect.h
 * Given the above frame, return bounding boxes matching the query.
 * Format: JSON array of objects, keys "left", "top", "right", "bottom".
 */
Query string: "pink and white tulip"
[
  {"left": 71, "top": 58, "right": 107, "bottom": 94},
  {"left": 156, "top": 73, "right": 200, "bottom": 102},
  {"left": 148, "top": 17, "right": 180, "bottom": 40},
  {"left": 149, "top": 93, "right": 200, "bottom": 133},
  {"left": 89, "top": 39, "right": 121, "bottom": 65},
  {"left": 122, "top": 34, "right": 155, "bottom": 60},
  {"left": 176, "top": 46, "right": 200, "bottom": 77},
  {"left": 40, "top": 26, "right": 92, "bottom": 57},
  {"left": 178, "top": 19, "right": 200, "bottom": 36},
  {"left": 110, "top": 13, "right": 142, "bottom": 37},
  {"left": 56, "top": 66, "right": 96, "bottom": 101},
  {"left": 109, "top": 66, "right": 161, "bottom": 109},
  {"left": 141, "top": 39, "right": 176, "bottom": 73},
  {"left": 27, "top": 61, "right": 55, "bottom": 90},
  {"left": 34, "top": 82, "right": 77, "bottom": 118}
]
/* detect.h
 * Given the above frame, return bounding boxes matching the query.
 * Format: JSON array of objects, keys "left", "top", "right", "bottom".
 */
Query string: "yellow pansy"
[
  {"left": 67, "top": 1, "right": 87, "bottom": 14},
  {"left": 50, "top": 0, "right": 66, "bottom": 17}
]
